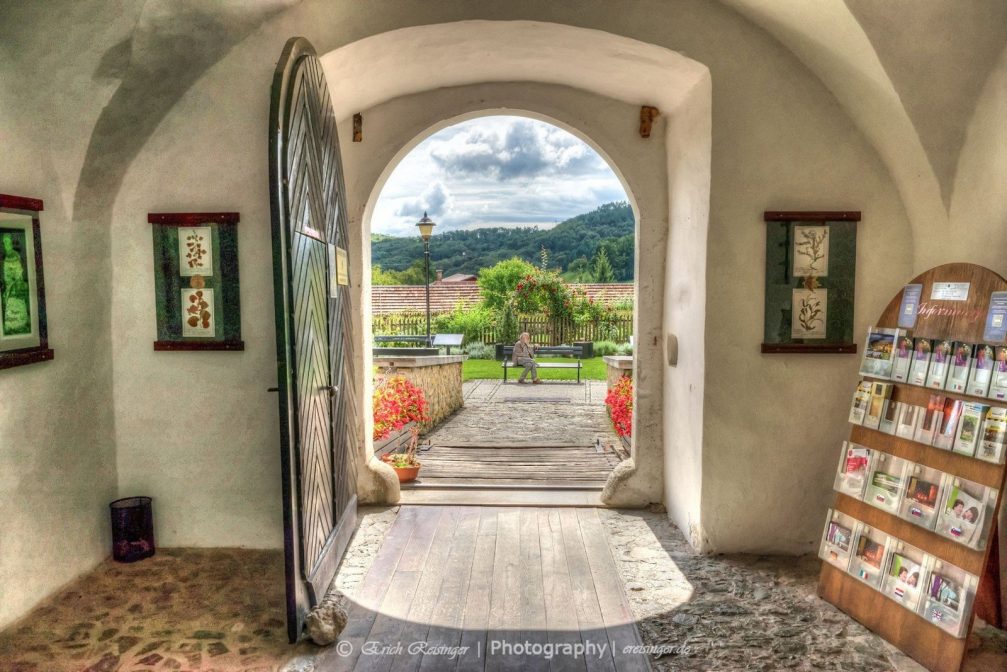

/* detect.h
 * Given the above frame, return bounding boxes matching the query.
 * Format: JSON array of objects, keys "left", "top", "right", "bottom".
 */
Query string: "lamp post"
[{"left": 416, "top": 212, "right": 436, "bottom": 346}]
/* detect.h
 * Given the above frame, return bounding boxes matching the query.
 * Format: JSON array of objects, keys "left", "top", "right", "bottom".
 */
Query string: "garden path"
[{"left": 405, "top": 380, "right": 625, "bottom": 493}]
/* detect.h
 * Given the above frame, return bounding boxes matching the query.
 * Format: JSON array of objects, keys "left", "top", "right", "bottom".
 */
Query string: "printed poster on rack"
[
  {"left": 898, "top": 284, "right": 923, "bottom": 329},
  {"left": 983, "top": 291, "right": 1007, "bottom": 342}
]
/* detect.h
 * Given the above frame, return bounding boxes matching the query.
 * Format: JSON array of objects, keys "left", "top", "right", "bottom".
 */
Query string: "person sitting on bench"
[{"left": 512, "top": 332, "right": 542, "bottom": 384}]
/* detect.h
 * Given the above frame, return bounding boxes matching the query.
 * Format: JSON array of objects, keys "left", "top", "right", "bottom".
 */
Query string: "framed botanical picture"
[
  {"left": 0, "top": 194, "right": 53, "bottom": 370},
  {"left": 762, "top": 211, "right": 860, "bottom": 353},
  {"left": 149, "top": 212, "right": 243, "bottom": 351}
]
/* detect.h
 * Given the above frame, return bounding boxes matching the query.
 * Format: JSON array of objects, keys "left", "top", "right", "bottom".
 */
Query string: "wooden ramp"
[
  {"left": 408, "top": 442, "right": 622, "bottom": 490},
  {"left": 318, "top": 506, "right": 651, "bottom": 672}
]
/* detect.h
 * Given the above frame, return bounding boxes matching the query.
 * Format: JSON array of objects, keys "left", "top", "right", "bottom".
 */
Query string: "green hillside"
[{"left": 371, "top": 201, "right": 635, "bottom": 282}]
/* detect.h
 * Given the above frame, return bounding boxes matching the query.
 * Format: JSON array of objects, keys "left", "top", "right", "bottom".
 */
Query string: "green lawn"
[{"left": 463, "top": 356, "right": 607, "bottom": 381}]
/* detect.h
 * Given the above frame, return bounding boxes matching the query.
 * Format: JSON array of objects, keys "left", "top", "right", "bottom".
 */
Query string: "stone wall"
[
  {"left": 374, "top": 356, "right": 465, "bottom": 431},
  {"left": 604, "top": 355, "right": 634, "bottom": 389}
]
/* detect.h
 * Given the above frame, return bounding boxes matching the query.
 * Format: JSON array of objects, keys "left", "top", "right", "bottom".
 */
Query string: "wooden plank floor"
[
  {"left": 408, "top": 444, "right": 622, "bottom": 489},
  {"left": 318, "top": 506, "right": 650, "bottom": 672}
]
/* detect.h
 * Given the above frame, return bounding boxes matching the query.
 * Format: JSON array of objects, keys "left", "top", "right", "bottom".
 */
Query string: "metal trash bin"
[{"left": 109, "top": 496, "right": 155, "bottom": 563}]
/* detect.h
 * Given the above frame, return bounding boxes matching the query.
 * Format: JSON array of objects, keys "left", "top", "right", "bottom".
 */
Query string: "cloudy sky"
[{"left": 371, "top": 116, "right": 628, "bottom": 236}]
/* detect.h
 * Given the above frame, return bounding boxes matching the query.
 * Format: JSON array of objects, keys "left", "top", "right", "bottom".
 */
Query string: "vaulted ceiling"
[{"left": 2, "top": 0, "right": 1004, "bottom": 263}]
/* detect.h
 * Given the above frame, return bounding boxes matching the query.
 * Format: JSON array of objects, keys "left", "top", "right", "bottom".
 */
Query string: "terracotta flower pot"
[{"left": 380, "top": 454, "right": 421, "bottom": 483}]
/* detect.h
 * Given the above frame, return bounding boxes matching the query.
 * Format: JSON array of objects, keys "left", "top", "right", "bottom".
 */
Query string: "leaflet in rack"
[
  {"left": 832, "top": 437, "right": 1000, "bottom": 551},
  {"left": 818, "top": 508, "right": 980, "bottom": 639}
]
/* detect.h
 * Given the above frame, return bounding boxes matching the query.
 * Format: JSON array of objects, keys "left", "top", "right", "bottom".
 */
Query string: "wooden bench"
[
  {"left": 499, "top": 345, "right": 584, "bottom": 383},
  {"left": 374, "top": 335, "right": 431, "bottom": 346}
]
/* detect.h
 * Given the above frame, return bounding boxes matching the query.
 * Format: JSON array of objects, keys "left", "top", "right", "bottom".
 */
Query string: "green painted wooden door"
[{"left": 269, "top": 37, "right": 359, "bottom": 643}]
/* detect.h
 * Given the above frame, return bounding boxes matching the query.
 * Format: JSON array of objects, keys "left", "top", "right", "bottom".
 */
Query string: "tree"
[
  {"left": 593, "top": 247, "right": 616, "bottom": 283},
  {"left": 369, "top": 260, "right": 428, "bottom": 285},
  {"left": 563, "top": 256, "right": 593, "bottom": 283},
  {"left": 477, "top": 257, "right": 537, "bottom": 309},
  {"left": 372, "top": 265, "right": 401, "bottom": 285}
]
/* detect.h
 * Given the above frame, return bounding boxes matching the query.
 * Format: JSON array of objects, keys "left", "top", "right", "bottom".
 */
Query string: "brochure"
[
  {"left": 907, "top": 338, "right": 933, "bottom": 387},
  {"left": 926, "top": 340, "right": 954, "bottom": 389},
  {"left": 897, "top": 463, "right": 945, "bottom": 530},
  {"left": 859, "top": 327, "right": 901, "bottom": 379},
  {"left": 848, "top": 525, "right": 889, "bottom": 589},
  {"left": 935, "top": 477, "right": 997, "bottom": 550},
  {"left": 920, "top": 561, "right": 977, "bottom": 638},
  {"left": 967, "top": 344, "right": 995, "bottom": 397},
  {"left": 834, "top": 442, "right": 873, "bottom": 498},
  {"left": 880, "top": 541, "right": 928, "bottom": 611},
  {"left": 977, "top": 406, "right": 1007, "bottom": 464},
  {"left": 819, "top": 509, "right": 860, "bottom": 571}
]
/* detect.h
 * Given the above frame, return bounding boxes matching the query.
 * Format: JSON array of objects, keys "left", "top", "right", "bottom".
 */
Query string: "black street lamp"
[{"left": 416, "top": 212, "right": 436, "bottom": 345}]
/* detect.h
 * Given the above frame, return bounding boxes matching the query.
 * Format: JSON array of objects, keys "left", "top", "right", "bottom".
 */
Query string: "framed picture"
[
  {"left": 761, "top": 211, "right": 860, "bottom": 353},
  {"left": 0, "top": 194, "right": 53, "bottom": 370},
  {"left": 149, "top": 212, "right": 244, "bottom": 351}
]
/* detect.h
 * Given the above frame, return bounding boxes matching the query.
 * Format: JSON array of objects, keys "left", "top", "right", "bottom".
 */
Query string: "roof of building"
[
  {"left": 440, "top": 273, "right": 478, "bottom": 282},
  {"left": 371, "top": 282, "right": 634, "bottom": 314}
]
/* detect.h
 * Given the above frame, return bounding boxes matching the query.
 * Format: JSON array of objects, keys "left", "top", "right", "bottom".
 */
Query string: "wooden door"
[{"left": 269, "top": 37, "right": 360, "bottom": 643}]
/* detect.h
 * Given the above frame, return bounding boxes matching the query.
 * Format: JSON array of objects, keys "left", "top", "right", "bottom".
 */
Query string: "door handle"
[
  {"left": 320, "top": 385, "right": 339, "bottom": 398},
  {"left": 267, "top": 387, "right": 279, "bottom": 392}
]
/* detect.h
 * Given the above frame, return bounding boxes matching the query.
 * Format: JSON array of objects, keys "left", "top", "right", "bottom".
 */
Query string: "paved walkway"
[
  {"left": 408, "top": 380, "right": 624, "bottom": 492},
  {"left": 427, "top": 380, "right": 619, "bottom": 448}
]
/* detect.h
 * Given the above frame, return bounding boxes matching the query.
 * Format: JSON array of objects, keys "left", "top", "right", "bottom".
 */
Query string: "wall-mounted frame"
[
  {"left": 149, "top": 212, "right": 244, "bottom": 351},
  {"left": 762, "top": 211, "right": 861, "bottom": 354},
  {"left": 0, "top": 194, "right": 53, "bottom": 370}
]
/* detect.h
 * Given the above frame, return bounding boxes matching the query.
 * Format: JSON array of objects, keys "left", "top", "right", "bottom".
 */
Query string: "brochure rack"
[{"left": 819, "top": 263, "right": 1006, "bottom": 672}]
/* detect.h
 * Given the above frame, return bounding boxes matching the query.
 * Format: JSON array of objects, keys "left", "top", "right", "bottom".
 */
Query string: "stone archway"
[
  {"left": 359, "top": 106, "right": 644, "bottom": 499},
  {"left": 315, "top": 22, "right": 712, "bottom": 522},
  {"left": 326, "top": 59, "right": 709, "bottom": 515}
]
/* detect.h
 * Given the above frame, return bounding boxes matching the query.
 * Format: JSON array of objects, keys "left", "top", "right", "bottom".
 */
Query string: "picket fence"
[{"left": 372, "top": 313, "right": 633, "bottom": 346}]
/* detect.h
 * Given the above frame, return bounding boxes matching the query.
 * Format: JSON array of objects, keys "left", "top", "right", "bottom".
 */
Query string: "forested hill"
[{"left": 371, "top": 201, "right": 635, "bottom": 281}]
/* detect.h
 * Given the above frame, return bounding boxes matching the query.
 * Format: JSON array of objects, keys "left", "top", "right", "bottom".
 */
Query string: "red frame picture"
[{"left": 0, "top": 194, "right": 53, "bottom": 370}]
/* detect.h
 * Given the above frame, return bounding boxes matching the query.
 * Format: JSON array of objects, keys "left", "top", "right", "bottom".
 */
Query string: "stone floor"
[
  {"left": 0, "top": 548, "right": 314, "bottom": 672},
  {"left": 3, "top": 506, "right": 1004, "bottom": 671},
  {"left": 430, "top": 380, "right": 619, "bottom": 447},
  {"left": 0, "top": 510, "right": 399, "bottom": 672},
  {"left": 598, "top": 508, "right": 1007, "bottom": 672}
]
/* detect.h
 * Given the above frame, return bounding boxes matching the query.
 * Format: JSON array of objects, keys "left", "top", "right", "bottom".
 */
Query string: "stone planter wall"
[
  {"left": 373, "top": 355, "right": 465, "bottom": 431},
  {"left": 603, "top": 355, "right": 634, "bottom": 389}
]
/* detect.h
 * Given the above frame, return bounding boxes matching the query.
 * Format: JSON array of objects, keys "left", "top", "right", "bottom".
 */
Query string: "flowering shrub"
[
  {"left": 513, "top": 270, "right": 576, "bottom": 320},
  {"left": 373, "top": 376, "right": 429, "bottom": 441},
  {"left": 605, "top": 375, "right": 633, "bottom": 437}
]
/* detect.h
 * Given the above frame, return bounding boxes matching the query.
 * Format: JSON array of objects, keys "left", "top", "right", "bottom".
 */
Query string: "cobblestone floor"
[
  {"left": 428, "top": 380, "right": 620, "bottom": 446},
  {"left": 599, "top": 508, "right": 1007, "bottom": 672},
  {"left": 0, "top": 508, "right": 398, "bottom": 672},
  {"left": 0, "top": 548, "right": 312, "bottom": 672}
]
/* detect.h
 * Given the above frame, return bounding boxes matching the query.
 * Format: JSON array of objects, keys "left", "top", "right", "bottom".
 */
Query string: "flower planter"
[
  {"left": 379, "top": 454, "right": 421, "bottom": 483},
  {"left": 373, "top": 421, "right": 417, "bottom": 457}
]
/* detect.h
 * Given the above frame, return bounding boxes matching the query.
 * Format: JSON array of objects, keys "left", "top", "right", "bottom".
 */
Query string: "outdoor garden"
[{"left": 372, "top": 255, "right": 634, "bottom": 382}]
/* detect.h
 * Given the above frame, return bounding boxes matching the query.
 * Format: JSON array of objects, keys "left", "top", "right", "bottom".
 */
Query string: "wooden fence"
[{"left": 372, "top": 313, "right": 633, "bottom": 345}]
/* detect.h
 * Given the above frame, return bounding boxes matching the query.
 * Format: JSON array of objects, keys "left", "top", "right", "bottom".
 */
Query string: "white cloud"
[{"left": 372, "top": 116, "right": 627, "bottom": 236}]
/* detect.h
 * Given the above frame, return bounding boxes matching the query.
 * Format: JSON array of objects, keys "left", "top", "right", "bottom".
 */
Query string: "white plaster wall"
[
  {"left": 947, "top": 44, "right": 1007, "bottom": 278},
  {"left": 110, "top": 83, "right": 284, "bottom": 549},
  {"left": 1, "top": 2, "right": 938, "bottom": 631},
  {"left": 0, "top": 106, "right": 117, "bottom": 629},
  {"left": 0, "top": 3, "right": 139, "bottom": 628},
  {"left": 662, "top": 80, "right": 712, "bottom": 548},
  {"left": 105, "top": 1, "right": 915, "bottom": 556},
  {"left": 698, "top": 24, "right": 915, "bottom": 553}
]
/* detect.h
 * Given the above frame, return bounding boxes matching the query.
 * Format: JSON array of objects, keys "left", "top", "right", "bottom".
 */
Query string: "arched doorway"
[
  {"left": 367, "top": 112, "right": 638, "bottom": 499},
  {"left": 318, "top": 20, "right": 712, "bottom": 535}
]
